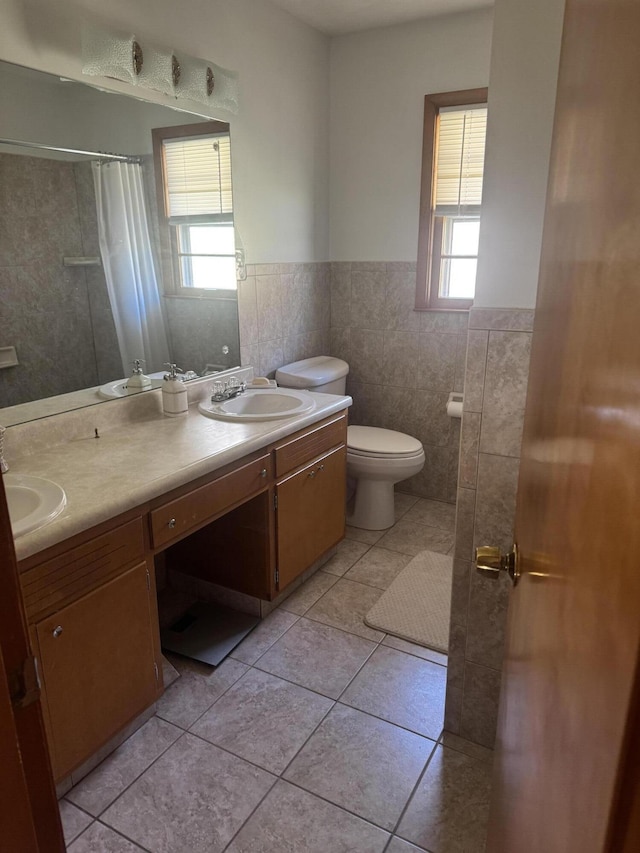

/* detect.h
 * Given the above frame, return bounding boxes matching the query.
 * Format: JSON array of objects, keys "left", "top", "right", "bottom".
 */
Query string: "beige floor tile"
[
  {"left": 161, "top": 655, "right": 180, "bottom": 689},
  {"left": 102, "top": 734, "right": 275, "bottom": 853},
  {"left": 67, "top": 717, "right": 182, "bottom": 816},
  {"left": 156, "top": 657, "right": 248, "bottom": 729},
  {"left": 279, "top": 570, "right": 339, "bottom": 615},
  {"left": 386, "top": 838, "right": 429, "bottom": 853},
  {"left": 345, "top": 546, "right": 412, "bottom": 589},
  {"left": 322, "top": 539, "right": 371, "bottom": 576},
  {"left": 255, "top": 617, "right": 376, "bottom": 699},
  {"left": 377, "top": 519, "right": 453, "bottom": 556},
  {"left": 382, "top": 634, "right": 448, "bottom": 667},
  {"left": 191, "top": 668, "right": 332, "bottom": 774},
  {"left": 226, "top": 780, "right": 390, "bottom": 853},
  {"left": 59, "top": 800, "right": 92, "bottom": 846},
  {"left": 284, "top": 704, "right": 434, "bottom": 830},
  {"left": 340, "top": 646, "right": 446, "bottom": 739},
  {"left": 345, "top": 525, "right": 386, "bottom": 545},
  {"left": 394, "top": 491, "right": 420, "bottom": 521},
  {"left": 68, "top": 821, "right": 146, "bottom": 852},
  {"left": 404, "top": 498, "right": 456, "bottom": 531},
  {"left": 397, "top": 745, "right": 492, "bottom": 852},
  {"left": 305, "top": 578, "right": 384, "bottom": 641},
  {"left": 230, "top": 609, "right": 299, "bottom": 665}
]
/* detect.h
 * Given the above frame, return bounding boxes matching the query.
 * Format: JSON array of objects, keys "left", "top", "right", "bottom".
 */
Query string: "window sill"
[{"left": 163, "top": 291, "right": 238, "bottom": 300}]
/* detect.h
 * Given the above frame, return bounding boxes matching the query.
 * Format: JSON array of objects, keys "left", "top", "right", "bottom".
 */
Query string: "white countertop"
[{"left": 11, "top": 391, "right": 351, "bottom": 563}]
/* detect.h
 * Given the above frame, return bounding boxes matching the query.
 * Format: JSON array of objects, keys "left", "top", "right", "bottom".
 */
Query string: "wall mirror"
[{"left": 0, "top": 59, "right": 241, "bottom": 427}]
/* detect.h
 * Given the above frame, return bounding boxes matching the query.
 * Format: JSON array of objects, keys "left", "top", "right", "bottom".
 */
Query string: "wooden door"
[
  {"left": 276, "top": 446, "right": 346, "bottom": 591},
  {"left": 36, "top": 561, "right": 158, "bottom": 780},
  {"left": 487, "top": 0, "right": 640, "bottom": 850},
  {"left": 0, "top": 476, "right": 64, "bottom": 850}
]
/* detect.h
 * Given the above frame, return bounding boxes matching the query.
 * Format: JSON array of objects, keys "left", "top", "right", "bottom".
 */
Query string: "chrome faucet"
[
  {"left": 210, "top": 377, "right": 247, "bottom": 403},
  {"left": 0, "top": 425, "right": 8, "bottom": 473}
]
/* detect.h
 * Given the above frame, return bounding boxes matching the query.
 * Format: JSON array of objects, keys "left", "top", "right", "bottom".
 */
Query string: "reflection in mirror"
[{"left": 0, "top": 61, "right": 240, "bottom": 426}]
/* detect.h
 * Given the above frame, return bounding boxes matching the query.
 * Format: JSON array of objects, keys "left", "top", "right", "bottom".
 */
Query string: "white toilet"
[{"left": 275, "top": 356, "right": 425, "bottom": 530}]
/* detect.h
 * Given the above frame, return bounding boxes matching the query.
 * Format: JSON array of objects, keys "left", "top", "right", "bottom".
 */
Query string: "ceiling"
[{"left": 269, "top": 0, "right": 493, "bottom": 36}]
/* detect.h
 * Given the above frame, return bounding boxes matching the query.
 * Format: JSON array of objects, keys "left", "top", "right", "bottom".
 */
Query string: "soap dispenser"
[
  {"left": 162, "top": 363, "right": 188, "bottom": 417},
  {"left": 127, "top": 359, "right": 152, "bottom": 391}
]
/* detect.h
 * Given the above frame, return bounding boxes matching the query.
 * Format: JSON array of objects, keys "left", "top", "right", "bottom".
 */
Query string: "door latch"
[{"left": 475, "top": 543, "right": 520, "bottom": 586}]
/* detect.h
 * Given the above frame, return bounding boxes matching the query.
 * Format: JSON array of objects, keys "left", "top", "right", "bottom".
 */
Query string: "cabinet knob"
[
  {"left": 168, "top": 518, "right": 177, "bottom": 529},
  {"left": 53, "top": 626, "right": 63, "bottom": 638},
  {"left": 260, "top": 468, "right": 267, "bottom": 478},
  {"left": 308, "top": 470, "right": 316, "bottom": 478},
  {"left": 318, "top": 464, "right": 325, "bottom": 472}
]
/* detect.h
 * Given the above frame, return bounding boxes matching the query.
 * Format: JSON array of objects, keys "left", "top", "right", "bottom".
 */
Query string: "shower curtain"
[{"left": 92, "top": 161, "right": 170, "bottom": 376}]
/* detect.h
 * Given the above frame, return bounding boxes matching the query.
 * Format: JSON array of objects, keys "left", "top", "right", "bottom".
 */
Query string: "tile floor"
[{"left": 60, "top": 494, "right": 493, "bottom": 853}]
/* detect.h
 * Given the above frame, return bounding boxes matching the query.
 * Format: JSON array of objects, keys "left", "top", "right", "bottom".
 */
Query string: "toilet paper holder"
[{"left": 446, "top": 392, "right": 464, "bottom": 419}]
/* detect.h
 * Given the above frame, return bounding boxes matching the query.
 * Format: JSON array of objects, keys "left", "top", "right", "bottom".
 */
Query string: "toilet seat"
[{"left": 347, "top": 425, "right": 423, "bottom": 458}]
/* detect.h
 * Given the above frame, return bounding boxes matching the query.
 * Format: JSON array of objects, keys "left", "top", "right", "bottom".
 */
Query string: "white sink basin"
[
  {"left": 97, "top": 376, "right": 165, "bottom": 400},
  {"left": 5, "top": 473, "right": 66, "bottom": 538},
  {"left": 199, "top": 389, "right": 316, "bottom": 422}
]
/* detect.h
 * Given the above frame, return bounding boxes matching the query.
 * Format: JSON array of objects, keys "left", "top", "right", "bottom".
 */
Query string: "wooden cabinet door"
[
  {"left": 36, "top": 562, "right": 157, "bottom": 780},
  {"left": 276, "top": 446, "right": 346, "bottom": 591}
]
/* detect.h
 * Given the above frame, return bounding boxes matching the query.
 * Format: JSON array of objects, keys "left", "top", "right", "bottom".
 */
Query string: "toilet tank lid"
[
  {"left": 347, "top": 426, "right": 423, "bottom": 455},
  {"left": 276, "top": 356, "right": 349, "bottom": 388}
]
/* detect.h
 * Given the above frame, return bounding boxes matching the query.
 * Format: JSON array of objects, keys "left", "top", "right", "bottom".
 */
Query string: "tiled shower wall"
[
  {"left": 445, "top": 307, "right": 534, "bottom": 747},
  {"left": 0, "top": 153, "right": 120, "bottom": 407},
  {"left": 329, "top": 262, "right": 467, "bottom": 503}
]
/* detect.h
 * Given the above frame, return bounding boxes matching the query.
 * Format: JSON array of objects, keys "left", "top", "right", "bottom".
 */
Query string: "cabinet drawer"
[
  {"left": 274, "top": 413, "right": 347, "bottom": 477},
  {"left": 20, "top": 517, "right": 145, "bottom": 624},
  {"left": 151, "top": 453, "right": 271, "bottom": 549}
]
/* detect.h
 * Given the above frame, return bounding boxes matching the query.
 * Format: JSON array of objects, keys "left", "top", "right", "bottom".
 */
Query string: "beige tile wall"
[
  {"left": 239, "top": 263, "right": 332, "bottom": 379},
  {"left": 329, "top": 262, "right": 467, "bottom": 502},
  {"left": 0, "top": 153, "right": 121, "bottom": 406},
  {"left": 445, "top": 307, "right": 534, "bottom": 747}
]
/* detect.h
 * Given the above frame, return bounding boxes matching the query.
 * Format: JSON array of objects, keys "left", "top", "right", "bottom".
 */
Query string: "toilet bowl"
[
  {"left": 346, "top": 425, "right": 425, "bottom": 530},
  {"left": 275, "top": 356, "right": 425, "bottom": 530}
]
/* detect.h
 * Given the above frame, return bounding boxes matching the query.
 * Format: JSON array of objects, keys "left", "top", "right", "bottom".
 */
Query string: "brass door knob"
[{"left": 475, "top": 543, "right": 520, "bottom": 586}]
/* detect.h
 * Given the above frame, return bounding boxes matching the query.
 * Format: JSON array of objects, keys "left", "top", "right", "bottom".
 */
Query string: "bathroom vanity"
[{"left": 9, "top": 389, "right": 349, "bottom": 782}]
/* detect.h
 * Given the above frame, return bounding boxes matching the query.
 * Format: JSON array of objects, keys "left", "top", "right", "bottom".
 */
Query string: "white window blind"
[
  {"left": 434, "top": 106, "right": 487, "bottom": 216},
  {"left": 162, "top": 134, "right": 233, "bottom": 224}
]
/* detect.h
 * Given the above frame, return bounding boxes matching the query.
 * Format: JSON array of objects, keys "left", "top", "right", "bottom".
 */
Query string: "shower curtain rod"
[{"left": 0, "top": 137, "right": 139, "bottom": 163}]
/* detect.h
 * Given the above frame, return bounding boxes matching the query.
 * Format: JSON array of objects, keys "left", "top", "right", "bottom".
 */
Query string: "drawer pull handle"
[
  {"left": 53, "top": 626, "right": 63, "bottom": 638},
  {"left": 168, "top": 518, "right": 177, "bottom": 529},
  {"left": 309, "top": 470, "right": 316, "bottom": 478},
  {"left": 318, "top": 464, "right": 325, "bottom": 472},
  {"left": 260, "top": 468, "right": 268, "bottom": 478}
]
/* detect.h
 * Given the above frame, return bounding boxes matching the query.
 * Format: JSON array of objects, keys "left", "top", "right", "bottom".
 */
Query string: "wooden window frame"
[
  {"left": 415, "top": 87, "right": 488, "bottom": 312},
  {"left": 151, "top": 120, "right": 236, "bottom": 300}
]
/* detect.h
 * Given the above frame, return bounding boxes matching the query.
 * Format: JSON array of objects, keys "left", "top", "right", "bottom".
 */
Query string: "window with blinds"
[
  {"left": 152, "top": 122, "right": 237, "bottom": 294},
  {"left": 415, "top": 89, "right": 488, "bottom": 311},
  {"left": 162, "top": 134, "right": 233, "bottom": 223},
  {"left": 434, "top": 106, "right": 487, "bottom": 216}
]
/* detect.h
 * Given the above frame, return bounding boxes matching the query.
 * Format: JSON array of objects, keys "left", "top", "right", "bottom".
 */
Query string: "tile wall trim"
[{"left": 445, "top": 307, "right": 535, "bottom": 748}]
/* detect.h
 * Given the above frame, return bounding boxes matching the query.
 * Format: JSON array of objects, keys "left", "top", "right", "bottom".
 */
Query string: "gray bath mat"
[{"left": 364, "top": 550, "right": 452, "bottom": 652}]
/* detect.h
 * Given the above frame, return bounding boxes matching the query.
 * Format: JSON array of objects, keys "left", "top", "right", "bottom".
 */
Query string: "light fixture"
[{"left": 81, "top": 24, "right": 239, "bottom": 113}]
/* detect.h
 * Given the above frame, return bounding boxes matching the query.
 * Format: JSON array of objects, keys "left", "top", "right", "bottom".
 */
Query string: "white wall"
[
  {"left": 0, "top": 0, "right": 330, "bottom": 264},
  {"left": 474, "top": 0, "right": 566, "bottom": 308},
  {"left": 329, "top": 9, "right": 494, "bottom": 262}
]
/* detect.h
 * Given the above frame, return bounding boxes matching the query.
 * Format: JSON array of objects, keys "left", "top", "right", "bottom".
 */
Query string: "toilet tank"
[{"left": 276, "top": 356, "right": 349, "bottom": 395}]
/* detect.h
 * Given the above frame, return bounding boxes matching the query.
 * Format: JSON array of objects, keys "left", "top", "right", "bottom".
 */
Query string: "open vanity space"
[{"left": 7, "top": 377, "right": 350, "bottom": 786}]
